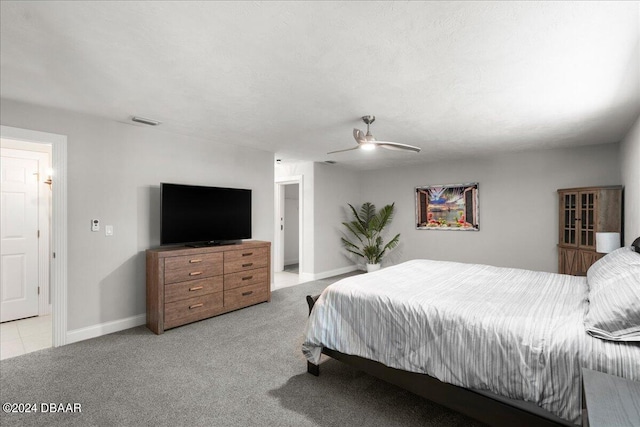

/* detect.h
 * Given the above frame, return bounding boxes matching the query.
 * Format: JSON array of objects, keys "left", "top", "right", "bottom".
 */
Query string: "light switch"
[
  {"left": 91, "top": 219, "right": 100, "bottom": 232},
  {"left": 105, "top": 225, "right": 113, "bottom": 236}
]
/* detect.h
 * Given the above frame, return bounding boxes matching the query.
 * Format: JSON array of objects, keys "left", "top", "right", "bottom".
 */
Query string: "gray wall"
[
  {"left": 0, "top": 99, "right": 274, "bottom": 331},
  {"left": 359, "top": 143, "right": 621, "bottom": 273},
  {"left": 313, "top": 162, "right": 361, "bottom": 274},
  {"left": 621, "top": 115, "right": 640, "bottom": 245}
]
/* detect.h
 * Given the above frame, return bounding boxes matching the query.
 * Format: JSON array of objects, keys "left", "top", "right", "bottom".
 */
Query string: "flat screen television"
[{"left": 160, "top": 183, "right": 252, "bottom": 246}]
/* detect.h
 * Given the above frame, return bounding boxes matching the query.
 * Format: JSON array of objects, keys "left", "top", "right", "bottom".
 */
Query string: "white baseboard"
[
  {"left": 299, "top": 265, "right": 360, "bottom": 283},
  {"left": 66, "top": 314, "right": 146, "bottom": 345}
]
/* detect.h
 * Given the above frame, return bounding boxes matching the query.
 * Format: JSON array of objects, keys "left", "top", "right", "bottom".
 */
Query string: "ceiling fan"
[{"left": 327, "top": 115, "right": 421, "bottom": 155}]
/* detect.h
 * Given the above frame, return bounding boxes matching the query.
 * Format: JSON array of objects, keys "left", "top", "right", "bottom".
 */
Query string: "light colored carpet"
[{"left": 0, "top": 272, "right": 484, "bottom": 426}]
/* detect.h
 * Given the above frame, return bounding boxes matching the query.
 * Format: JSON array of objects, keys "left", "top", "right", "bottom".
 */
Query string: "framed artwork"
[{"left": 415, "top": 182, "right": 479, "bottom": 231}]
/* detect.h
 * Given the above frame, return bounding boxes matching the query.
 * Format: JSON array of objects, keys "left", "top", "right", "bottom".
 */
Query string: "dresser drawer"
[
  {"left": 164, "top": 253, "right": 223, "bottom": 284},
  {"left": 164, "top": 292, "right": 223, "bottom": 329},
  {"left": 224, "top": 267, "right": 268, "bottom": 291},
  {"left": 224, "top": 282, "right": 268, "bottom": 310},
  {"left": 224, "top": 247, "right": 269, "bottom": 274},
  {"left": 165, "top": 276, "right": 223, "bottom": 304}
]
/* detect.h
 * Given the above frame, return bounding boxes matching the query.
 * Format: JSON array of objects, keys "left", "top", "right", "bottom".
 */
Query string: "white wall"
[
  {"left": 621, "top": 115, "right": 640, "bottom": 245},
  {"left": 313, "top": 162, "right": 362, "bottom": 274},
  {"left": 359, "top": 143, "right": 621, "bottom": 273},
  {"left": 283, "top": 184, "right": 299, "bottom": 265},
  {"left": 0, "top": 99, "right": 274, "bottom": 333}
]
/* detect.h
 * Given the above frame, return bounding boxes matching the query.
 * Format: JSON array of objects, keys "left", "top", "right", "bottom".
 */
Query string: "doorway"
[
  {"left": 0, "top": 143, "right": 52, "bottom": 359},
  {"left": 283, "top": 183, "right": 299, "bottom": 273},
  {"left": 274, "top": 176, "right": 303, "bottom": 289},
  {"left": 0, "top": 125, "right": 68, "bottom": 353}
]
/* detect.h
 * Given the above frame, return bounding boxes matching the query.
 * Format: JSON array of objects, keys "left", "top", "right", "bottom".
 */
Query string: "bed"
[{"left": 302, "top": 246, "right": 640, "bottom": 426}]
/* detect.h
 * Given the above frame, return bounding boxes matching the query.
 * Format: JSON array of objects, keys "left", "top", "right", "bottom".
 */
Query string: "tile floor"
[
  {"left": 283, "top": 263, "right": 299, "bottom": 274},
  {"left": 273, "top": 271, "right": 304, "bottom": 290},
  {"left": 0, "top": 315, "right": 52, "bottom": 360}
]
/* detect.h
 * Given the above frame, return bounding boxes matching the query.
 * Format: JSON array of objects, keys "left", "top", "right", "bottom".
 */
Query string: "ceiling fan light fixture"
[{"left": 326, "top": 114, "right": 420, "bottom": 155}]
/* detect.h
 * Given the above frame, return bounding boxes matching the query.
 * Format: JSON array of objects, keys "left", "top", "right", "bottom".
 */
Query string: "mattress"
[{"left": 302, "top": 259, "right": 640, "bottom": 424}]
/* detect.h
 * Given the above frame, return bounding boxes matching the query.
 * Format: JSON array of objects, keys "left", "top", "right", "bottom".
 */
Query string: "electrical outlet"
[
  {"left": 91, "top": 219, "right": 100, "bottom": 232},
  {"left": 105, "top": 225, "right": 113, "bottom": 236}
]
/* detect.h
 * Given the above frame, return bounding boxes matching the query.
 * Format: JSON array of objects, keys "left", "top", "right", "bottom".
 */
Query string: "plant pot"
[{"left": 366, "top": 263, "right": 381, "bottom": 273}]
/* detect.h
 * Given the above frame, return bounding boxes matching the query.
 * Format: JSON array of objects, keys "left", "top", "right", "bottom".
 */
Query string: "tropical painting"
[{"left": 415, "top": 183, "right": 479, "bottom": 231}]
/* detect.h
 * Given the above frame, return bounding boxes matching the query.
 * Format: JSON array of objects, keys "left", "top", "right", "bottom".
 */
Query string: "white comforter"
[{"left": 302, "top": 259, "right": 640, "bottom": 424}]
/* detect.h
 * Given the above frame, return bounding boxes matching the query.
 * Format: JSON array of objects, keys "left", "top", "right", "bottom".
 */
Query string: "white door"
[
  {"left": 1, "top": 149, "right": 40, "bottom": 322},
  {"left": 275, "top": 183, "right": 285, "bottom": 272}
]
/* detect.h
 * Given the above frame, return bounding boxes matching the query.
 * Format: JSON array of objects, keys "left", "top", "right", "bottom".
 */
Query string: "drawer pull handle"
[
  {"left": 189, "top": 286, "right": 204, "bottom": 291},
  {"left": 189, "top": 259, "right": 202, "bottom": 263},
  {"left": 242, "top": 263, "right": 253, "bottom": 268},
  {"left": 189, "top": 271, "right": 203, "bottom": 276},
  {"left": 242, "top": 291, "right": 254, "bottom": 296},
  {"left": 189, "top": 303, "right": 204, "bottom": 309},
  {"left": 242, "top": 276, "right": 253, "bottom": 281},
  {"left": 242, "top": 252, "right": 253, "bottom": 257}
]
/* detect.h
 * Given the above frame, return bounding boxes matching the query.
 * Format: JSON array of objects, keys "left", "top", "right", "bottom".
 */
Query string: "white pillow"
[
  {"left": 587, "top": 246, "right": 640, "bottom": 286},
  {"left": 585, "top": 247, "right": 640, "bottom": 341}
]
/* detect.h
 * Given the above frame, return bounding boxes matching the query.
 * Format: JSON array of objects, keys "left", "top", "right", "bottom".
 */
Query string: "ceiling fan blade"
[
  {"left": 327, "top": 146, "right": 360, "bottom": 155},
  {"left": 353, "top": 128, "right": 366, "bottom": 144},
  {"left": 375, "top": 141, "right": 421, "bottom": 153}
]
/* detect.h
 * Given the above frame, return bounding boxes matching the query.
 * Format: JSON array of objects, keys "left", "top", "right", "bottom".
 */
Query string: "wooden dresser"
[{"left": 146, "top": 240, "right": 270, "bottom": 334}]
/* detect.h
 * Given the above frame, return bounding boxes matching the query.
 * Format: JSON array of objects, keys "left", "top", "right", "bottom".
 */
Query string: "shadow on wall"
[
  {"left": 99, "top": 252, "right": 146, "bottom": 326},
  {"left": 139, "top": 185, "right": 161, "bottom": 248}
]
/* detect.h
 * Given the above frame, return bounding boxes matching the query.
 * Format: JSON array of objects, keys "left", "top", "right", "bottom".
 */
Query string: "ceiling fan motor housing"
[{"left": 362, "top": 115, "right": 375, "bottom": 125}]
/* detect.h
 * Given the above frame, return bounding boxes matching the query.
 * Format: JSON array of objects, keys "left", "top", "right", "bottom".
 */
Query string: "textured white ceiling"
[{"left": 1, "top": 1, "right": 638, "bottom": 170}]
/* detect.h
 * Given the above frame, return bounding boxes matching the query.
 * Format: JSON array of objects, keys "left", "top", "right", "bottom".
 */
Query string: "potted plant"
[{"left": 342, "top": 202, "right": 400, "bottom": 272}]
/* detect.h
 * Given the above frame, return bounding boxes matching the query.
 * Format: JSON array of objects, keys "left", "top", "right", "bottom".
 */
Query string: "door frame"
[
  {"left": 0, "top": 125, "right": 67, "bottom": 347},
  {"left": 274, "top": 176, "right": 303, "bottom": 274}
]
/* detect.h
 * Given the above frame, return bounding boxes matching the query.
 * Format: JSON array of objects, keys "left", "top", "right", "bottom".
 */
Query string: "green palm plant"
[{"left": 342, "top": 202, "right": 400, "bottom": 265}]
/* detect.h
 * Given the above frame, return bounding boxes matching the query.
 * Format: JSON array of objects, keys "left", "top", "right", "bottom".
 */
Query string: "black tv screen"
[{"left": 161, "top": 183, "right": 252, "bottom": 246}]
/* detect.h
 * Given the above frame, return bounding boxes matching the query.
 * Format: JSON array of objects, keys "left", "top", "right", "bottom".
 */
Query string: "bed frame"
[{"left": 305, "top": 295, "right": 573, "bottom": 427}]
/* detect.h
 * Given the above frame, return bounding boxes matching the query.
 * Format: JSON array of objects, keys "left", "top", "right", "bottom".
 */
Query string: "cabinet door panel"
[
  {"left": 559, "top": 192, "right": 578, "bottom": 247},
  {"left": 579, "top": 250, "right": 602, "bottom": 275},
  {"left": 559, "top": 248, "right": 579, "bottom": 275},
  {"left": 578, "top": 191, "right": 596, "bottom": 250}
]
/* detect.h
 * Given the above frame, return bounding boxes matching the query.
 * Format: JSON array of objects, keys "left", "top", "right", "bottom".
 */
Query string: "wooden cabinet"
[
  {"left": 146, "top": 240, "right": 270, "bottom": 334},
  {"left": 557, "top": 186, "right": 622, "bottom": 275}
]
